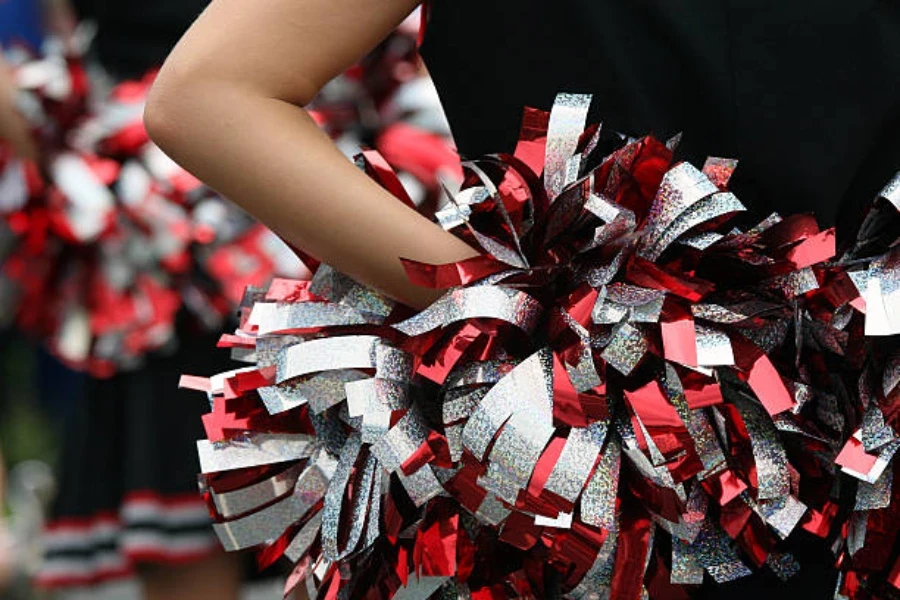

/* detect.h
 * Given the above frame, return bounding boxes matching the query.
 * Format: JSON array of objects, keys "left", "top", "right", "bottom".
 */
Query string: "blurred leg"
[
  {"left": 0, "top": 446, "right": 5, "bottom": 503},
  {"left": 139, "top": 551, "right": 241, "bottom": 600},
  {"left": 0, "top": 458, "right": 9, "bottom": 593}
]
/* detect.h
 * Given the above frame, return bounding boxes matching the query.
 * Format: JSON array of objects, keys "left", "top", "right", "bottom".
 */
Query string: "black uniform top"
[
  {"left": 72, "top": 0, "right": 208, "bottom": 80},
  {"left": 420, "top": 0, "right": 900, "bottom": 233}
]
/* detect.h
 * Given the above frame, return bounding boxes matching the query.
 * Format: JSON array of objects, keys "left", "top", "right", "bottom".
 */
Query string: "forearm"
[{"left": 146, "top": 79, "right": 478, "bottom": 308}]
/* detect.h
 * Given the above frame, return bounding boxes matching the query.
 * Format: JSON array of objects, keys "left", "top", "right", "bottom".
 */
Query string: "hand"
[{"left": 0, "top": 53, "right": 38, "bottom": 162}]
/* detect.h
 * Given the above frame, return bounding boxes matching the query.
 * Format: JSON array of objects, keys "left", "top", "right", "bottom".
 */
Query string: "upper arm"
[{"left": 153, "top": 0, "right": 423, "bottom": 106}]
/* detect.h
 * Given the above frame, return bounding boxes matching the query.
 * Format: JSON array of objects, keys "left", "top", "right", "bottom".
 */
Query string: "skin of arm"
[
  {"left": 145, "top": 0, "right": 480, "bottom": 309},
  {"left": 43, "top": 0, "right": 80, "bottom": 42},
  {"left": 0, "top": 49, "right": 38, "bottom": 161}
]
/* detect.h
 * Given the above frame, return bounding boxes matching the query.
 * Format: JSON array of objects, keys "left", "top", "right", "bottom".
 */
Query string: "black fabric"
[
  {"left": 420, "top": 0, "right": 900, "bottom": 239},
  {"left": 41, "top": 323, "right": 291, "bottom": 587},
  {"left": 73, "top": 0, "right": 209, "bottom": 79},
  {"left": 48, "top": 316, "right": 226, "bottom": 520}
]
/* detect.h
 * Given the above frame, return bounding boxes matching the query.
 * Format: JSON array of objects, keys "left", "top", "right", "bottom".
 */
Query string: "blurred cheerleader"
[
  {"left": 0, "top": 1, "right": 245, "bottom": 597},
  {"left": 0, "top": 0, "right": 39, "bottom": 592}
]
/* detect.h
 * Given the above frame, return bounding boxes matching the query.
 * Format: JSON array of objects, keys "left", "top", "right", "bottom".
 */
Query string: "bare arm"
[
  {"left": 145, "top": 0, "right": 479, "bottom": 308},
  {"left": 0, "top": 50, "right": 38, "bottom": 161}
]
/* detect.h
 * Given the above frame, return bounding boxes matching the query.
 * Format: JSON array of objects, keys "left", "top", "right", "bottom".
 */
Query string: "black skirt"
[{"left": 35, "top": 317, "right": 230, "bottom": 589}]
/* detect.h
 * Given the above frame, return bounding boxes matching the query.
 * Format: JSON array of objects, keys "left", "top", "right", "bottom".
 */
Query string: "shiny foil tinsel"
[{"left": 185, "top": 94, "right": 900, "bottom": 599}]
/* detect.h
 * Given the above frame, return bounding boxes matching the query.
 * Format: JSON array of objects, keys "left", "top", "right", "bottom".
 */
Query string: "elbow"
[
  {"left": 144, "top": 69, "right": 189, "bottom": 158},
  {"left": 145, "top": 56, "right": 323, "bottom": 157}
]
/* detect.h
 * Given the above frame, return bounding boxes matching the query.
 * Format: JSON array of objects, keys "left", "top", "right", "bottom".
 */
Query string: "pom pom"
[
  {"left": 0, "top": 49, "right": 303, "bottom": 374},
  {"left": 189, "top": 93, "right": 900, "bottom": 598}
]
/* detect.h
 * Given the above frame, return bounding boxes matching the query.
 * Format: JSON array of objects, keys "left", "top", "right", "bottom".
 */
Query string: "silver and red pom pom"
[{"left": 184, "top": 94, "right": 900, "bottom": 599}]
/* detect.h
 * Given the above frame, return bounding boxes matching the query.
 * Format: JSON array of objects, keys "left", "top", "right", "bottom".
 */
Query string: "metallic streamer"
[
  {"left": 392, "top": 576, "right": 453, "bottom": 600},
  {"left": 250, "top": 302, "right": 374, "bottom": 334},
  {"left": 567, "top": 529, "right": 619, "bottom": 598},
  {"left": 213, "top": 492, "right": 297, "bottom": 552},
  {"left": 197, "top": 433, "right": 314, "bottom": 474},
  {"left": 463, "top": 349, "right": 554, "bottom": 461},
  {"left": 758, "top": 496, "right": 807, "bottom": 539},
  {"left": 861, "top": 406, "right": 895, "bottom": 453},
  {"left": 662, "top": 365, "right": 726, "bottom": 472},
  {"left": 345, "top": 378, "right": 410, "bottom": 417},
  {"left": 481, "top": 407, "right": 556, "bottom": 504},
  {"left": 283, "top": 513, "right": 323, "bottom": 562},
  {"left": 694, "top": 324, "right": 735, "bottom": 367},
  {"left": 544, "top": 93, "right": 592, "bottom": 200},
  {"left": 847, "top": 512, "right": 868, "bottom": 557},
  {"left": 644, "top": 192, "right": 745, "bottom": 261},
  {"left": 734, "top": 397, "right": 790, "bottom": 500},
  {"left": 693, "top": 522, "right": 753, "bottom": 583},
  {"left": 544, "top": 423, "right": 607, "bottom": 502},
  {"left": 210, "top": 463, "right": 304, "bottom": 518},
  {"left": 393, "top": 286, "right": 543, "bottom": 337},
  {"left": 855, "top": 469, "right": 893, "bottom": 511},
  {"left": 474, "top": 493, "right": 511, "bottom": 527},
  {"left": 321, "top": 436, "right": 377, "bottom": 560},
  {"left": 259, "top": 370, "right": 368, "bottom": 416},
  {"left": 308, "top": 264, "right": 393, "bottom": 318},
  {"left": 671, "top": 537, "right": 704, "bottom": 585},
  {"left": 397, "top": 465, "right": 444, "bottom": 507},
  {"left": 369, "top": 409, "right": 426, "bottom": 469},
  {"left": 580, "top": 437, "right": 621, "bottom": 530},
  {"left": 640, "top": 163, "right": 719, "bottom": 257},
  {"left": 878, "top": 171, "right": 900, "bottom": 211},
  {"left": 565, "top": 346, "right": 603, "bottom": 392},
  {"left": 601, "top": 322, "right": 648, "bottom": 375},
  {"left": 276, "top": 336, "right": 411, "bottom": 384}
]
